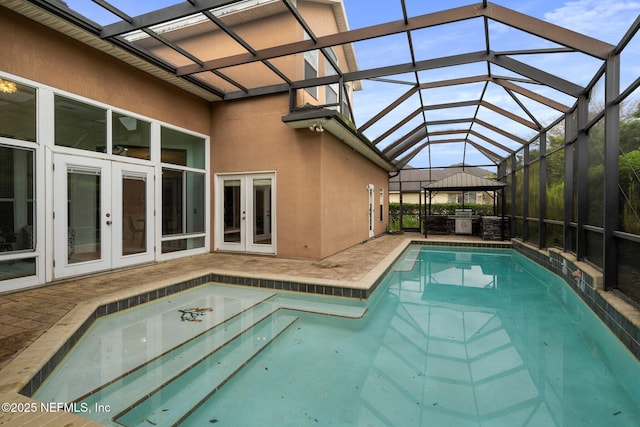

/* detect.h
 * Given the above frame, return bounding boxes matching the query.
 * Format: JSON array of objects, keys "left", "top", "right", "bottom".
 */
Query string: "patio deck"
[{"left": 0, "top": 233, "right": 500, "bottom": 426}]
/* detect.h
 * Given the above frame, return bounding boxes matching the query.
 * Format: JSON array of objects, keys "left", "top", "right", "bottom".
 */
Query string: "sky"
[
  {"left": 340, "top": 0, "right": 640, "bottom": 169},
  {"left": 64, "top": 0, "right": 640, "bottom": 170}
]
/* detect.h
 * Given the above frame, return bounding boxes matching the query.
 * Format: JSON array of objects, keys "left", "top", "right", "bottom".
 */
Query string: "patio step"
[
  {"left": 113, "top": 312, "right": 298, "bottom": 427},
  {"left": 80, "top": 301, "right": 283, "bottom": 425}
]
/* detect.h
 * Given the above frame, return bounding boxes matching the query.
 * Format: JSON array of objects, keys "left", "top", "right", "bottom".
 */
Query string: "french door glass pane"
[
  {"left": 253, "top": 178, "right": 272, "bottom": 245},
  {"left": 67, "top": 169, "right": 101, "bottom": 264},
  {"left": 223, "top": 180, "right": 241, "bottom": 243},
  {"left": 122, "top": 175, "right": 146, "bottom": 255}
]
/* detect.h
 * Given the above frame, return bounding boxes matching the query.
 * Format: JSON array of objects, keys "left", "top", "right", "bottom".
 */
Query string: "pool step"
[
  {"left": 114, "top": 312, "right": 298, "bottom": 427},
  {"left": 80, "top": 301, "right": 282, "bottom": 425}
]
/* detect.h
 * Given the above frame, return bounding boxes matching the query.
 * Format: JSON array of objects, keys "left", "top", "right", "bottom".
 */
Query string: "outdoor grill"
[{"left": 454, "top": 209, "right": 473, "bottom": 235}]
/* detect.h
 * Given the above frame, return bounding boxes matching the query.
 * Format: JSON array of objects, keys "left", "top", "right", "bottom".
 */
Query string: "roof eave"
[{"left": 282, "top": 108, "right": 396, "bottom": 172}]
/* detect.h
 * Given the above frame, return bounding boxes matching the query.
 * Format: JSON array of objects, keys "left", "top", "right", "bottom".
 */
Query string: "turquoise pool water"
[{"left": 34, "top": 246, "right": 640, "bottom": 426}]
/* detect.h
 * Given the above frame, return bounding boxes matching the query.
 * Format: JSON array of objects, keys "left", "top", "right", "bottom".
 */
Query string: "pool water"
[{"left": 34, "top": 246, "right": 640, "bottom": 426}]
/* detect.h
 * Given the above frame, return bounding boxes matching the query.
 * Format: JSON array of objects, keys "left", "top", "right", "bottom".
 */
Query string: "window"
[
  {"left": 0, "top": 145, "right": 35, "bottom": 254},
  {"left": 0, "top": 78, "right": 36, "bottom": 142},
  {"left": 304, "top": 33, "right": 318, "bottom": 98},
  {"left": 160, "top": 127, "right": 206, "bottom": 253},
  {"left": 0, "top": 78, "right": 37, "bottom": 284},
  {"left": 161, "top": 127, "right": 205, "bottom": 169},
  {"left": 112, "top": 112, "right": 151, "bottom": 160},
  {"left": 447, "top": 192, "right": 477, "bottom": 204},
  {"left": 324, "top": 48, "right": 338, "bottom": 109},
  {"left": 55, "top": 95, "right": 106, "bottom": 152},
  {"left": 161, "top": 169, "right": 205, "bottom": 236}
]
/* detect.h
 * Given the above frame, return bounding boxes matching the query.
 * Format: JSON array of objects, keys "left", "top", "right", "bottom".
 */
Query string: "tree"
[{"left": 619, "top": 101, "right": 640, "bottom": 234}]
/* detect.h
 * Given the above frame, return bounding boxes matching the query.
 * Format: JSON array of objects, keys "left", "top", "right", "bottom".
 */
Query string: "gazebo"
[{"left": 422, "top": 172, "right": 508, "bottom": 240}]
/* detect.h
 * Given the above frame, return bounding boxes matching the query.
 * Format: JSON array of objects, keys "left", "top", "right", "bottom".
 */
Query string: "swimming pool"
[{"left": 33, "top": 246, "right": 640, "bottom": 426}]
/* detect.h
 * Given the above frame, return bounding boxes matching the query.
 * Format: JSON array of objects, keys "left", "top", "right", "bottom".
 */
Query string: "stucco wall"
[
  {"left": 319, "top": 135, "right": 389, "bottom": 257},
  {"left": 0, "top": 8, "right": 210, "bottom": 134},
  {"left": 210, "top": 94, "right": 324, "bottom": 259},
  {"left": 210, "top": 94, "right": 390, "bottom": 259}
]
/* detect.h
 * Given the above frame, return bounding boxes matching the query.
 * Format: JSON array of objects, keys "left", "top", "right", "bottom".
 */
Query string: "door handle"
[{"left": 106, "top": 221, "right": 112, "bottom": 225}]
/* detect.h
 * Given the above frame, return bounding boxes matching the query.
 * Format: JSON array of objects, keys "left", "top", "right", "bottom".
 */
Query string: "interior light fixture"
[{"left": 0, "top": 78, "right": 17, "bottom": 94}]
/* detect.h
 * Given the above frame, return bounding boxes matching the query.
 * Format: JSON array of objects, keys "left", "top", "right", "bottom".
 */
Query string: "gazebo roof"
[{"left": 423, "top": 172, "right": 507, "bottom": 192}]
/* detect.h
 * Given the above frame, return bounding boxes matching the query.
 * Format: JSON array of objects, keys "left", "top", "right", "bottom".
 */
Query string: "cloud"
[{"left": 544, "top": 0, "right": 640, "bottom": 44}]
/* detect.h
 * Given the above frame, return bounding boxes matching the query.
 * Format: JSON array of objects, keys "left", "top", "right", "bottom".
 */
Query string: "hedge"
[{"left": 389, "top": 202, "right": 496, "bottom": 222}]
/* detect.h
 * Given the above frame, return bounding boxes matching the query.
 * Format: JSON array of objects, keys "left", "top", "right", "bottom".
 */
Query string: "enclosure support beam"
[
  {"left": 563, "top": 116, "right": 574, "bottom": 253},
  {"left": 575, "top": 96, "right": 589, "bottom": 260},
  {"left": 399, "top": 179, "right": 404, "bottom": 231},
  {"left": 523, "top": 143, "right": 530, "bottom": 242},
  {"left": 603, "top": 55, "right": 620, "bottom": 289},
  {"left": 510, "top": 154, "right": 517, "bottom": 238},
  {"left": 539, "top": 131, "right": 547, "bottom": 249}
]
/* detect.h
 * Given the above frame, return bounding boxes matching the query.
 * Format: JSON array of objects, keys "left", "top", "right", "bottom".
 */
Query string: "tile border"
[
  {"left": 411, "top": 239, "right": 512, "bottom": 249},
  {"left": 511, "top": 239, "right": 640, "bottom": 361}
]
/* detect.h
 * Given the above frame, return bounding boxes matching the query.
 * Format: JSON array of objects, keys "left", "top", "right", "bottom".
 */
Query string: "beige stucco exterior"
[{"left": 211, "top": 94, "right": 388, "bottom": 259}]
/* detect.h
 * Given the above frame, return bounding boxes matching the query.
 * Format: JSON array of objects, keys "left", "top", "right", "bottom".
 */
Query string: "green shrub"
[{"left": 389, "top": 202, "right": 496, "bottom": 221}]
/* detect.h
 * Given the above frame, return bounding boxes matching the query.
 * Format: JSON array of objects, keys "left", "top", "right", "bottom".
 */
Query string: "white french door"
[
  {"left": 53, "top": 154, "right": 155, "bottom": 278},
  {"left": 216, "top": 172, "right": 275, "bottom": 254}
]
